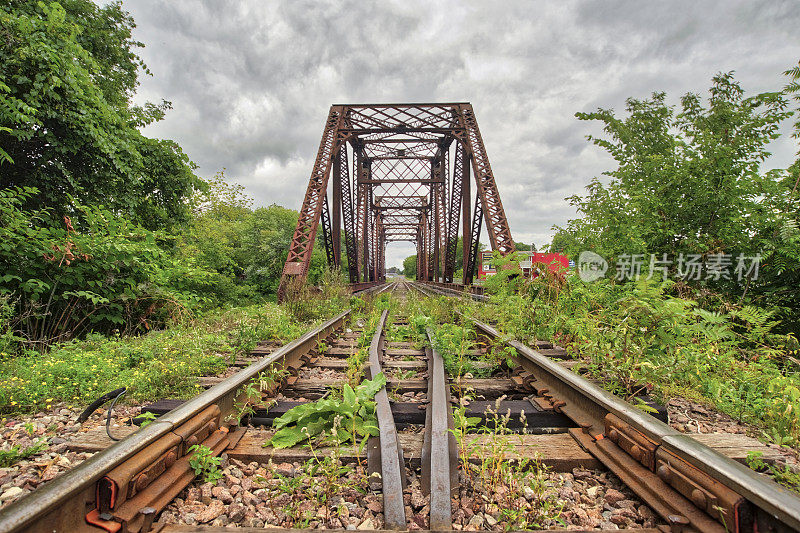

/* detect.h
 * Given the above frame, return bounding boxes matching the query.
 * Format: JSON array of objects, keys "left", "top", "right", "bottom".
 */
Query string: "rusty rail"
[
  {"left": 470, "top": 317, "right": 800, "bottom": 533},
  {"left": 423, "top": 280, "right": 485, "bottom": 297},
  {"left": 416, "top": 280, "right": 488, "bottom": 302},
  {"left": 367, "top": 309, "right": 406, "bottom": 529},
  {"left": 0, "top": 311, "right": 352, "bottom": 533},
  {"left": 422, "top": 328, "right": 458, "bottom": 530},
  {"left": 349, "top": 281, "right": 387, "bottom": 294}
]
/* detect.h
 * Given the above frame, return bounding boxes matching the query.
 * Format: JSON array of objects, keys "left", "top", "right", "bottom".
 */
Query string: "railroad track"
[
  {"left": 412, "top": 281, "right": 800, "bottom": 533},
  {"left": 1, "top": 281, "right": 799, "bottom": 532}
]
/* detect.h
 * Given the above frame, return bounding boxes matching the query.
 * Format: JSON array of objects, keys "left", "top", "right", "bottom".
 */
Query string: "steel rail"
[
  {"left": 422, "top": 328, "right": 458, "bottom": 530},
  {"left": 0, "top": 282, "right": 400, "bottom": 533},
  {"left": 349, "top": 281, "right": 388, "bottom": 293},
  {"left": 410, "top": 280, "right": 800, "bottom": 531},
  {"left": 470, "top": 317, "right": 800, "bottom": 533},
  {"left": 367, "top": 309, "right": 406, "bottom": 529},
  {"left": 411, "top": 280, "right": 487, "bottom": 302},
  {"left": 0, "top": 305, "right": 368, "bottom": 533}
]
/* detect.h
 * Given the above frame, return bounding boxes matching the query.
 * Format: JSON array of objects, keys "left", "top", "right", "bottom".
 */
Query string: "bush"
[
  {"left": 0, "top": 186, "right": 219, "bottom": 348},
  {"left": 177, "top": 173, "right": 328, "bottom": 301},
  {"left": 0, "top": 302, "right": 332, "bottom": 414},
  {"left": 469, "top": 275, "right": 800, "bottom": 447}
]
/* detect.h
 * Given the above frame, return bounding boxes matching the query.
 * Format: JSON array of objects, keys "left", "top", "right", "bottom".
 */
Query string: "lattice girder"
[{"left": 278, "top": 103, "right": 515, "bottom": 299}]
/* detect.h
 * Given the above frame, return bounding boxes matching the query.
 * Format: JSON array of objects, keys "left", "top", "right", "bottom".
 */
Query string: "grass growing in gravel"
[
  {"left": 451, "top": 396, "right": 564, "bottom": 530},
  {"left": 0, "top": 299, "right": 344, "bottom": 415}
]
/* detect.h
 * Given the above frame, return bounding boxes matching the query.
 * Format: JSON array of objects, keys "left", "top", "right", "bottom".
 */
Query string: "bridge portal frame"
[{"left": 278, "top": 103, "right": 515, "bottom": 300}]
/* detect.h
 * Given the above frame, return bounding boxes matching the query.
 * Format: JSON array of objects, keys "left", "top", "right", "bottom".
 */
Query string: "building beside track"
[{"left": 478, "top": 251, "right": 569, "bottom": 280}]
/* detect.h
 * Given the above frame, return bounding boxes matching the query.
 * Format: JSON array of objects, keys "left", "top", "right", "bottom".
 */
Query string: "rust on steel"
[
  {"left": 279, "top": 106, "right": 345, "bottom": 300},
  {"left": 367, "top": 309, "right": 407, "bottom": 529},
  {"left": 422, "top": 329, "right": 459, "bottom": 530},
  {"left": 469, "top": 317, "right": 800, "bottom": 533},
  {"left": 0, "top": 311, "right": 351, "bottom": 533},
  {"left": 278, "top": 103, "right": 516, "bottom": 299}
]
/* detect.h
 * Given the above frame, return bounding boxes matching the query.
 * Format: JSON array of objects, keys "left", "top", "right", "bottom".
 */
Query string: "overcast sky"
[{"left": 122, "top": 0, "right": 800, "bottom": 268}]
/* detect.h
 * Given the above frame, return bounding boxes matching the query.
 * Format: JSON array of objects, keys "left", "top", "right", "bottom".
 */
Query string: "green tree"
[
  {"left": 403, "top": 255, "right": 417, "bottom": 279},
  {"left": 178, "top": 174, "right": 327, "bottom": 299},
  {"left": 556, "top": 69, "right": 800, "bottom": 328},
  {"left": 0, "top": 187, "right": 218, "bottom": 347},
  {"left": 750, "top": 63, "right": 800, "bottom": 326},
  {"left": 557, "top": 73, "right": 790, "bottom": 275},
  {"left": 0, "top": 1, "right": 201, "bottom": 229}
]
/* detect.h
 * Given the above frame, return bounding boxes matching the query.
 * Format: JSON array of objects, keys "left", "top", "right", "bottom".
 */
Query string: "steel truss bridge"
[{"left": 278, "top": 103, "right": 515, "bottom": 300}]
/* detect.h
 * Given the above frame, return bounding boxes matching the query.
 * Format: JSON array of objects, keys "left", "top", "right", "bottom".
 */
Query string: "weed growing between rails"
[
  {"left": 282, "top": 268, "right": 352, "bottom": 322},
  {"left": 265, "top": 292, "right": 392, "bottom": 449},
  {"left": 298, "top": 420, "right": 375, "bottom": 525},
  {"left": 465, "top": 274, "right": 800, "bottom": 449},
  {"left": 747, "top": 451, "right": 800, "bottom": 495},
  {"left": 451, "top": 396, "right": 564, "bottom": 530},
  {"left": 163, "top": 425, "right": 380, "bottom": 529},
  {"left": 0, "top": 421, "right": 47, "bottom": 468},
  {"left": 266, "top": 374, "right": 385, "bottom": 449},
  {"left": 405, "top": 290, "right": 512, "bottom": 379},
  {"left": 225, "top": 365, "right": 290, "bottom": 426},
  {"left": 342, "top": 293, "right": 390, "bottom": 388},
  {"left": 188, "top": 444, "right": 223, "bottom": 484}
]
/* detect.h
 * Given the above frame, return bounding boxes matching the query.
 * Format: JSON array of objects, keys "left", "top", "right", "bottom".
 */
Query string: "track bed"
[{"left": 0, "top": 282, "right": 798, "bottom": 533}]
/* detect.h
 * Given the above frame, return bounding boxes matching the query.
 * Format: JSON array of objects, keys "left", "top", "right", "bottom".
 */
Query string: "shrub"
[
  {"left": 0, "top": 187, "right": 219, "bottom": 348},
  {"left": 469, "top": 275, "right": 800, "bottom": 447}
]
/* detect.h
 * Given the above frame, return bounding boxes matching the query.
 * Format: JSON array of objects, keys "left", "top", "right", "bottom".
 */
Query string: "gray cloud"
[{"left": 121, "top": 0, "right": 800, "bottom": 267}]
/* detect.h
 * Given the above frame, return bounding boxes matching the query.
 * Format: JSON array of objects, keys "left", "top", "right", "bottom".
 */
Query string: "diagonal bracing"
[{"left": 279, "top": 103, "right": 515, "bottom": 299}]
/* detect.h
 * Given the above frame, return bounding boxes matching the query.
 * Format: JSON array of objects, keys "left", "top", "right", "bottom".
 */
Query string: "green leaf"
[
  {"left": 343, "top": 384, "right": 357, "bottom": 407},
  {"left": 356, "top": 373, "right": 386, "bottom": 401},
  {"left": 269, "top": 427, "right": 305, "bottom": 449}
]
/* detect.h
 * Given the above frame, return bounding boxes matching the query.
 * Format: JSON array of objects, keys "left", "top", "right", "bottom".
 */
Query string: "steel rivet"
[
  {"left": 630, "top": 444, "right": 642, "bottom": 461},
  {"left": 608, "top": 429, "right": 619, "bottom": 443},
  {"left": 140, "top": 506, "right": 157, "bottom": 532},
  {"left": 165, "top": 451, "right": 177, "bottom": 468},
  {"left": 657, "top": 464, "right": 671, "bottom": 482},
  {"left": 135, "top": 473, "right": 149, "bottom": 491},
  {"left": 691, "top": 489, "right": 707, "bottom": 509},
  {"left": 208, "top": 421, "right": 217, "bottom": 432},
  {"left": 668, "top": 514, "right": 690, "bottom": 533},
  {"left": 187, "top": 435, "right": 198, "bottom": 447}
]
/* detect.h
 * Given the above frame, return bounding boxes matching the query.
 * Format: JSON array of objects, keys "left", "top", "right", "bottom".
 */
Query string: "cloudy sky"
[{"left": 121, "top": 0, "right": 800, "bottom": 268}]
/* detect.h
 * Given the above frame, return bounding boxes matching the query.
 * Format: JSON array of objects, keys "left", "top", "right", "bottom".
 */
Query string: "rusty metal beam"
[
  {"left": 338, "top": 145, "right": 359, "bottom": 283},
  {"left": 278, "top": 107, "right": 344, "bottom": 300},
  {"left": 463, "top": 193, "right": 482, "bottom": 285},
  {"left": 320, "top": 194, "right": 334, "bottom": 268},
  {"left": 458, "top": 104, "right": 515, "bottom": 256},
  {"left": 279, "top": 103, "right": 515, "bottom": 294},
  {"left": 361, "top": 178, "right": 444, "bottom": 184},
  {"left": 444, "top": 142, "right": 467, "bottom": 282},
  {"left": 332, "top": 152, "right": 342, "bottom": 267}
]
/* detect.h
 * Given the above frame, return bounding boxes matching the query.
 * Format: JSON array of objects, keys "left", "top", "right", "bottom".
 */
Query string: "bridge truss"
[{"left": 278, "top": 103, "right": 515, "bottom": 300}]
